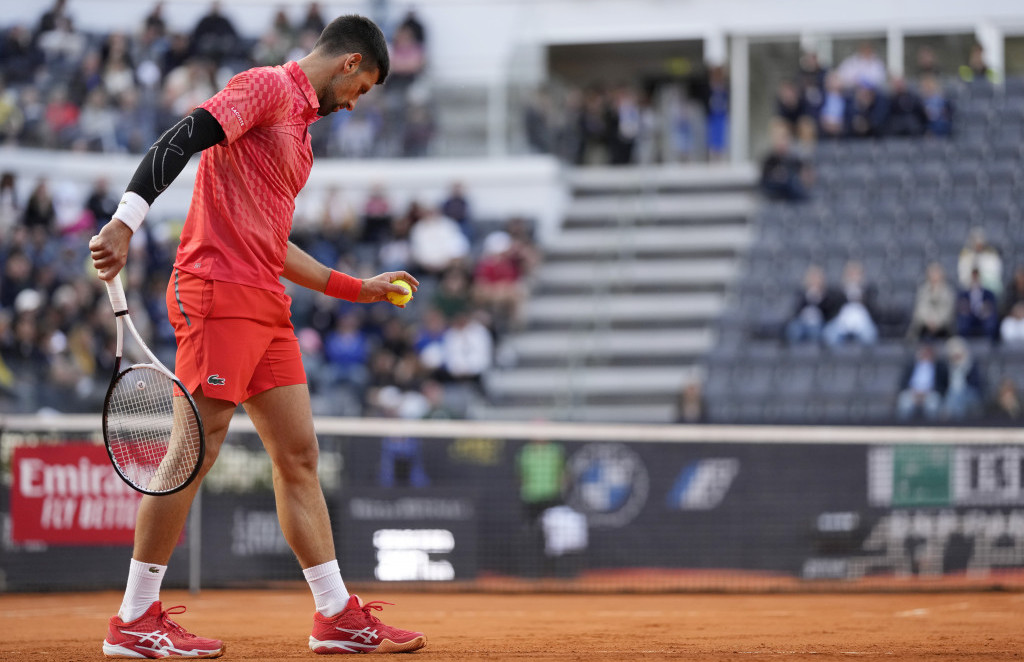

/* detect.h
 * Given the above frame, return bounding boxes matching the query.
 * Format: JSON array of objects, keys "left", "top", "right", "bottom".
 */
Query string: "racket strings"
[{"left": 106, "top": 367, "right": 201, "bottom": 493}]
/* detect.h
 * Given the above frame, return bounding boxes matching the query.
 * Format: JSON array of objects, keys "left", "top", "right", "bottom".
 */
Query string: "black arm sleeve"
[{"left": 126, "top": 108, "right": 226, "bottom": 205}]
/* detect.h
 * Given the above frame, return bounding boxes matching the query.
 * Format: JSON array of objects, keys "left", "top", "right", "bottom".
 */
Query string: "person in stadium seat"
[
  {"left": 759, "top": 124, "right": 812, "bottom": 202},
  {"left": 919, "top": 74, "right": 954, "bottom": 137},
  {"left": 884, "top": 77, "right": 927, "bottom": 137},
  {"left": 942, "top": 336, "right": 985, "bottom": 420},
  {"left": 1001, "top": 265, "right": 1024, "bottom": 318},
  {"left": 986, "top": 377, "right": 1022, "bottom": 422},
  {"left": 957, "top": 227, "right": 1003, "bottom": 298},
  {"left": 956, "top": 268, "right": 1000, "bottom": 341},
  {"left": 836, "top": 42, "right": 887, "bottom": 91},
  {"left": 785, "top": 264, "right": 844, "bottom": 344},
  {"left": 845, "top": 83, "right": 888, "bottom": 139},
  {"left": 823, "top": 260, "right": 879, "bottom": 346},
  {"left": 1000, "top": 302, "right": 1024, "bottom": 347},
  {"left": 907, "top": 262, "right": 955, "bottom": 341},
  {"left": 896, "top": 343, "right": 948, "bottom": 421}
]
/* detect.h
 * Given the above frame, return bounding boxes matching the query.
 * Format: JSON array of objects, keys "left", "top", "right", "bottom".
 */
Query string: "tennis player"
[{"left": 89, "top": 15, "right": 425, "bottom": 658}]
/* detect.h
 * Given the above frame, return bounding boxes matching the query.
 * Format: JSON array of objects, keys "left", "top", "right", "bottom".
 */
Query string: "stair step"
[
  {"left": 546, "top": 226, "right": 752, "bottom": 256},
  {"left": 567, "top": 163, "right": 759, "bottom": 194},
  {"left": 565, "top": 192, "right": 757, "bottom": 222},
  {"left": 485, "top": 365, "right": 699, "bottom": 396},
  {"left": 473, "top": 403, "right": 678, "bottom": 424},
  {"left": 505, "top": 328, "right": 712, "bottom": 360},
  {"left": 526, "top": 292, "right": 723, "bottom": 323},
  {"left": 535, "top": 258, "right": 738, "bottom": 289}
]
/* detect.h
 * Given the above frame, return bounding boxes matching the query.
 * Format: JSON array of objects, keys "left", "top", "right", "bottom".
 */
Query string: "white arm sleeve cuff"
[{"left": 111, "top": 192, "right": 150, "bottom": 233}]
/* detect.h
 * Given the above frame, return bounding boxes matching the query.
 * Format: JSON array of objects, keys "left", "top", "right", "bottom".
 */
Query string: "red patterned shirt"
[{"left": 174, "top": 61, "right": 320, "bottom": 293}]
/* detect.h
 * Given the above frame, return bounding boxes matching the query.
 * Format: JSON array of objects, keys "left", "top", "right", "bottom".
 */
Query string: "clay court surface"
[{"left": 1, "top": 588, "right": 1022, "bottom": 661}]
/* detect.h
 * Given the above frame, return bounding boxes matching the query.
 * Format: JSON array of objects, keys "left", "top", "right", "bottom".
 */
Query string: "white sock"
[
  {"left": 303, "top": 559, "right": 350, "bottom": 617},
  {"left": 119, "top": 558, "right": 167, "bottom": 622}
]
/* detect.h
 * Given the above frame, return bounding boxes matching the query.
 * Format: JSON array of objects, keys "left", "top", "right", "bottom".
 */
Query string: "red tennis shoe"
[
  {"left": 103, "top": 601, "right": 224, "bottom": 659},
  {"left": 309, "top": 595, "right": 427, "bottom": 654}
]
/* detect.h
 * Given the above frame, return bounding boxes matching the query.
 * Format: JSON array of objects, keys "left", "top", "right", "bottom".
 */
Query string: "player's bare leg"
[
  {"left": 243, "top": 383, "right": 335, "bottom": 566},
  {"left": 131, "top": 390, "right": 236, "bottom": 564}
]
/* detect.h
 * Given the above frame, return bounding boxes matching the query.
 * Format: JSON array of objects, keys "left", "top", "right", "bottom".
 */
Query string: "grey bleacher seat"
[
  {"left": 814, "top": 362, "right": 858, "bottom": 397},
  {"left": 917, "top": 139, "right": 951, "bottom": 162},
  {"left": 1005, "top": 77, "right": 1024, "bottom": 98},
  {"left": 858, "top": 361, "right": 902, "bottom": 394},
  {"left": 991, "top": 140, "right": 1022, "bottom": 162}
]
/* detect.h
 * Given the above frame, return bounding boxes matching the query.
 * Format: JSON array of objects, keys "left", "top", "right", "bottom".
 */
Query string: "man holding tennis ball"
[{"left": 89, "top": 15, "right": 423, "bottom": 658}]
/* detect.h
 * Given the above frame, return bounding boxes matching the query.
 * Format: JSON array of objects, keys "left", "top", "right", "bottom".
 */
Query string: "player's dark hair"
[{"left": 314, "top": 14, "right": 390, "bottom": 84}]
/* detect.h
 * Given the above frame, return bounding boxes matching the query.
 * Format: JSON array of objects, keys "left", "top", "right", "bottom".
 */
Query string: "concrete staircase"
[{"left": 479, "top": 163, "right": 758, "bottom": 423}]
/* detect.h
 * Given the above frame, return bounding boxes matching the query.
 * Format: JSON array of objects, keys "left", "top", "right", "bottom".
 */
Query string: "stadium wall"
[
  {"left": 0, "top": 149, "right": 568, "bottom": 245},
  {"left": 3, "top": 415, "right": 1022, "bottom": 593}
]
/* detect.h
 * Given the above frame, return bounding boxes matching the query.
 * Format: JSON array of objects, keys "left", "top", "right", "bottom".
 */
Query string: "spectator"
[
  {"left": 517, "top": 436, "right": 565, "bottom": 517},
  {"left": 675, "top": 379, "right": 708, "bottom": 424},
  {"left": 505, "top": 216, "right": 541, "bottom": 278},
  {"left": 836, "top": 42, "right": 887, "bottom": 90},
  {"left": 907, "top": 262, "right": 956, "bottom": 341},
  {"left": 896, "top": 343, "right": 948, "bottom": 421},
  {"left": 823, "top": 260, "right": 879, "bottom": 346},
  {"left": 84, "top": 177, "right": 117, "bottom": 233},
  {"left": 986, "top": 377, "right": 1022, "bottom": 422},
  {"left": 0, "top": 171, "right": 17, "bottom": 239},
  {"left": 473, "top": 230, "right": 526, "bottom": 333},
  {"left": 942, "top": 336, "right": 985, "bottom": 420},
  {"left": 376, "top": 387, "right": 430, "bottom": 488},
  {"left": 774, "top": 79, "right": 810, "bottom": 141},
  {"left": 960, "top": 43, "right": 995, "bottom": 85},
  {"left": 760, "top": 125, "right": 811, "bottom": 202},
  {"left": 577, "top": 86, "right": 611, "bottom": 165},
  {"left": 144, "top": 2, "right": 167, "bottom": 38},
  {"left": 957, "top": 227, "right": 1003, "bottom": 297},
  {"left": 21, "top": 178, "right": 56, "bottom": 236},
  {"left": 884, "top": 77, "right": 926, "bottom": 137},
  {"left": 919, "top": 74, "right": 953, "bottom": 137},
  {"left": 323, "top": 311, "right": 370, "bottom": 388},
  {"left": 818, "top": 71, "right": 847, "bottom": 138},
  {"left": 299, "top": 2, "right": 326, "bottom": 36},
  {"left": 387, "top": 23, "right": 426, "bottom": 95},
  {"left": 704, "top": 65, "right": 729, "bottom": 161},
  {"left": 190, "top": 1, "right": 241, "bottom": 65},
  {"left": 439, "top": 309, "right": 493, "bottom": 392},
  {"left": 797, "top": 51, "right": 827, "bottom": 120},
  {"left": 413, "top": 307, "right": 448, "bottom": 376},
  {"left": 76, "top": 88, "right": 119, "bottom": 152},
  {"left": 439, "top": 181, "right": 472, "bottom": 239},
  {"left": 845, "top": 84, "right": 888, "bottom": 139},
  {"left": 397, "top": 9, "right": 426, "bottom": 47},
  {"left": 1001, "top": 265, "right": 1024, "bottom": 317},
  {"left": 956, "top": 268, "right": 1000, "bottom": 341},
  {"left": 409, "top": 206, "right": 469, "bottom": 275},
  {"left": 1000, "top": 302, "right": 1024, "bottom": 347},
  {"left": 432, "top": 267, "right": 473, "bottom": 320},
  {"left": 359, "top": 183, "right": 393, "bottom": 245},
  {"left": 609, "top": 84, "right": 641, "bottom": 165},
  {"left": 524, "top": 88, "right": 555, "bottom": 154},
  {"left": 785, "top": 264, "right": 844, "bottom": 344},
  {"left": 915, "top": 46, "right": 940, "bottom": 77}
]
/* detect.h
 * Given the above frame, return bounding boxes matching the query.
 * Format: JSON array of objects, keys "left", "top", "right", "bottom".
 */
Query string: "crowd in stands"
[
  {"left": 0, "top": 0, "right": 433, "bottom": 158},
  {"left": 523, "top": 64, "right": 730, "bottom": 166},
  {"left": 780, "top": 232, "right": 1024, "bottom": 424},
  {"left": 760, "top": 42, "right": 972, "bottom": 202},
  {"left": 0, "top": 167, "right": 540, "bottom": 418}
]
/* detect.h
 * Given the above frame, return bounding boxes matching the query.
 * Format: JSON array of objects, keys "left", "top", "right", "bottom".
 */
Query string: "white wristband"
[{"left": 111, "top": 191, "right": 150, "bottom": 233}]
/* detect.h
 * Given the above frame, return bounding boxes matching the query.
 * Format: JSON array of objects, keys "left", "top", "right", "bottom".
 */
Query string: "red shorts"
[{"left": 166, "top": 270, "right": 306, "bottom": 405}]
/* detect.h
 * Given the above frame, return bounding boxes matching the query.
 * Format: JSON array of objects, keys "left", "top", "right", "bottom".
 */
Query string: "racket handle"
[{"left": 104, "top": 275, "right": 128, "bottom": 314}]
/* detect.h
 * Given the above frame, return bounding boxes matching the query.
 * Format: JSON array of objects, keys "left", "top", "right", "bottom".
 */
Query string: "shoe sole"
[
  {"left": 310, "top": 635, "right": 427, "bottom": 654},
  {"left": 103, "top": 640, "right": 226, "bottom": 659}
]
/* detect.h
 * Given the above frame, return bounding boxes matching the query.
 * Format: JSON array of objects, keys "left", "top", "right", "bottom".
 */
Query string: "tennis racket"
[{"left": 101, "top": 276, "right": 204, "bottom": 495}]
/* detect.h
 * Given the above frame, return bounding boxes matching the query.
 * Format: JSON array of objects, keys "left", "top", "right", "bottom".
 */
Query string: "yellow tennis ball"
[{"left": 386, "top": 279, "right": 413, "bottom": 306}]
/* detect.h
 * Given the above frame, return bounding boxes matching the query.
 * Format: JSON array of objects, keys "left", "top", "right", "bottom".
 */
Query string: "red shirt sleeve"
[{"left": 199, "top": 67, "right": 290, "bottom": 145}]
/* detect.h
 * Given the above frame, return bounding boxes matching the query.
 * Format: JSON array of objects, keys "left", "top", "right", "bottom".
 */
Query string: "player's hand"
[
  {"left": 89, "top": 219, "right": 134, "bottom": 281},
  {"left": 357, "top": 271, "right": 420, "bottom": 307}
]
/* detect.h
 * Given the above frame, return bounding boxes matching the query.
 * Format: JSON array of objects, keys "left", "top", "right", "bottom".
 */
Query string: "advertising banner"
[{"left": 11, "top": 443, "right": 141, "bottom": 545}]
